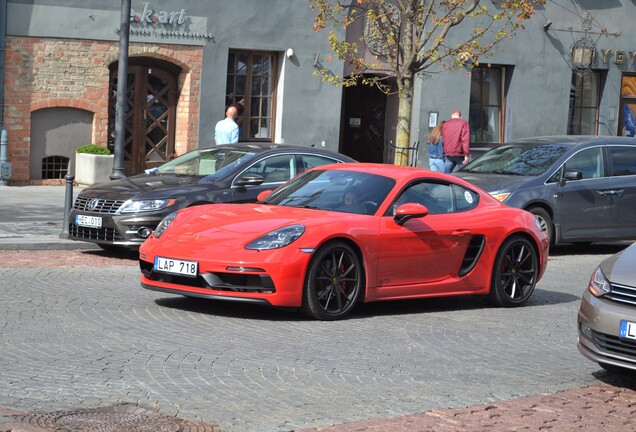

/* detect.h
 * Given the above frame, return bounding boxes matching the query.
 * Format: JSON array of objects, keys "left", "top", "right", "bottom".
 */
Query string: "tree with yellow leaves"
[{"left": 310, "top": 0, "right": 545, "bottom": 165}]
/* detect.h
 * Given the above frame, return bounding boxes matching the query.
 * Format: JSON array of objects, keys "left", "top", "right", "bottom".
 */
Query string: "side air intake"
[{"left": 459, "top": 235, "right": 486, "bottom": 277}]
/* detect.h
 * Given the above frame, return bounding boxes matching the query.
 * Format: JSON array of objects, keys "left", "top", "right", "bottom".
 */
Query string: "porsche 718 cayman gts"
[{"left": 139, "top": 163, "right": 549, "bottom": 320}]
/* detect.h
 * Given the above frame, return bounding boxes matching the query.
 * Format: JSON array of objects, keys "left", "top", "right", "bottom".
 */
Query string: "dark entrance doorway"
[
  {"left": 109, "top": 59, "right": 179, "bottom": 175},
  {"left": 341, "top": 82, "right": 387, "bottom": 163}
]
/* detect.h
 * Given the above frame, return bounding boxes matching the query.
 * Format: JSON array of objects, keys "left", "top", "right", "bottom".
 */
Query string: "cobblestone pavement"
[{"left": 1, "top": 248, "right": 635, "bottom": 432}]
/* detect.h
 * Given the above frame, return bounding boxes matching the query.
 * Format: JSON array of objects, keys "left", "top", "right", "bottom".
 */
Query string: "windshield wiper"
[{"left": 493, "top": 169, "right": 525, "bottom": 176}]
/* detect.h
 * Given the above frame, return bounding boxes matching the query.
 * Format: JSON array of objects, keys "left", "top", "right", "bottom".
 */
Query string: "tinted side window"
[
  {"left": 609, "top": 146, "right": 636, "bottom": 176},
  {"left": 564, "top": 147, "right": 604, "bottom": 179},
  {"left": 245, "top": 154, "right": 296, "bottom": 183},
  {"left": 453, "top": 185, "right": 479, "bottom": 212},
  {"left": 389, "top": 182, "right": 478, "bottom": 215},
  {"left": 300, "top": 154, "right": 340, "bottom": 171}
]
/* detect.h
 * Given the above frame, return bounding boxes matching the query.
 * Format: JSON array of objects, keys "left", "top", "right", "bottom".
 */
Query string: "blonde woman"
[{"left": 426, "top": 121, "right": 445, "bottom": 172}]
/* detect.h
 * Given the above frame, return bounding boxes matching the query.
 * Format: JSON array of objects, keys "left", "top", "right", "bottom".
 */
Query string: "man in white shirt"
[{"left": 214, "top": 106, "right": 239, "bottom": 145}]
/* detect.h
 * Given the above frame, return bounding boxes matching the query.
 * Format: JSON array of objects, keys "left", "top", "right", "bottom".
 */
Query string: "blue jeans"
[
  {"left": 429, "top": 158, "right": 445, "bottom": 172},
  {"left": 444, "top": 156, "right": 465, "bottom": 173}
]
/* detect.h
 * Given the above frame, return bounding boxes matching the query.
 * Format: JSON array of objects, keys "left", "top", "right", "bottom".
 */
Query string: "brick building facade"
[{"left": 4, "top": 36, "right": 202, "bottom": 184}]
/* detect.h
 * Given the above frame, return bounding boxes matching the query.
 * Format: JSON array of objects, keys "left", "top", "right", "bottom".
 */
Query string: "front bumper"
[
  {"left": 69, "top": 209, "right": 166, "bottom": 248},
  {"left": 138, "top": 236, "right": 313, "bottom": 307},
  {"left": 577, "top": 289, "right": 636, "bottom": 371}
]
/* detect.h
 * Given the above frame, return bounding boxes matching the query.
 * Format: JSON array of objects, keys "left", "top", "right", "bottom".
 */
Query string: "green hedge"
[{"left": 76, "top": 144, "right": 111, "bottom": 155}]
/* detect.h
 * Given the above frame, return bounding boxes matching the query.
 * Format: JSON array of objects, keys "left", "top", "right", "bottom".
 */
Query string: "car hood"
[
  {"left": 161, "top": 203, "right": 362, "bottom": 247},
  {"left": 453, "top": 172, "right": 530, "bottom": 192},
  {"left": 80, "top": 174, "right": 209, "bottom": 200},
  {"left": 603, "top": 243, "right": 636, "bottom": 287}
]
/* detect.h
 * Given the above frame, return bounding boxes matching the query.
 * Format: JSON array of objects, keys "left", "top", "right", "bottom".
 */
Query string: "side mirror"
[
  {"left": 562, "top": 170, "right": 582, "bottom": 183},
  {"left": 394, "top": 203, "right": 429, "bottom": 226},
  {"left": 236, "top": 174, "right": 265, "bottom": 187},
  {"left": 257, "top": 190, "right": 273, "bottom": 201}
]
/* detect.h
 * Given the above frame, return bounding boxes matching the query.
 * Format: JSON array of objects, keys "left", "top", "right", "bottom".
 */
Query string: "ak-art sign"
[
  {"left": 130, "top": 2, "right": 186, "bottom": 25},
  {"left": 128, "top": 2, "right": 213, "bottom": 40}
]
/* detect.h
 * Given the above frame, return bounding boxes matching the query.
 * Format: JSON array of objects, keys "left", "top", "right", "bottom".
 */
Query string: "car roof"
[
  {"left": 319, "top": 162, "right": 452, "bottom": 180},
  {"left": 317, "top": 163, "right": 490, "bottom": 194},
  {"left": 505, "top": 135, "right": 636, "bottom": 146},
  {"left": 199, "top": 142, "right": 355, "bottom": 157}
]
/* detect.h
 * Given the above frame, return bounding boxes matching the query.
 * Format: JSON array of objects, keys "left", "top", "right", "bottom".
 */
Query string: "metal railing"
[{"left": 384, "top": 141, "right": 420, "bottom": 167}]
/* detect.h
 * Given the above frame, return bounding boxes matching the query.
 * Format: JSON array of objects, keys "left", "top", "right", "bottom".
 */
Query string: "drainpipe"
[{"left": 0, "top": 0, "right": 10, "bottom": 186}]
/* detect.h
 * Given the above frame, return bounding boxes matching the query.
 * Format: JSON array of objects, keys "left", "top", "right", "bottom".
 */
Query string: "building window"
[
  {"left": 568, "top": 71, "right": 601, "bottom": 135},
  {"left": 225, "top": 50, "right": 277, "bottom": 141},
  {"left": 619, "top": 74, "right": 636, "bottom": 137},
  {"left": 469, "top": 66, "right": 505, "bottom": 144},
  {"left": 42, "top": 156, "right": 69, "bottom": 179}
]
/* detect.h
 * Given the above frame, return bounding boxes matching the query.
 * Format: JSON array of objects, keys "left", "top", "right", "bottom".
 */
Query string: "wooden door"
[{"left": 109, "top": 62, "right": 177, "bottom": 175}]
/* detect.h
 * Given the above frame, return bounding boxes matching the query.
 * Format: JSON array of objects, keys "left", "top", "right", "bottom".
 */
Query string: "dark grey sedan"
[
  {"left": 68, "top": 143, "right": 355, "bottom": 249},
  {"left": 454, "top": 136, "right": 636, "bottom": 245}
]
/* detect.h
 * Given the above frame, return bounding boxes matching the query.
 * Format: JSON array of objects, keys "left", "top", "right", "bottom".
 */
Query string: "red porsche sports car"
[{"left": 139, "top": 163, "right": 549, "bottom": 320}]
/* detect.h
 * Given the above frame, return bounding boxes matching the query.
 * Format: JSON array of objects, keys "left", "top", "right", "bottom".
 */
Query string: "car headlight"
[
  {"left": 490, "top": 192, "right": 510, "bottom": 202},
  {"left": 588, "top": 266, "right": 611, "bottom": 297},
  {"left": 245, "top": 225, "right": 305, "bottom": 250},
  {"left": 119, "top": 199, "right": 176, "bottom": 214},
  {"left": 153, "top": 212, "right": 179, "bottom": 238}
]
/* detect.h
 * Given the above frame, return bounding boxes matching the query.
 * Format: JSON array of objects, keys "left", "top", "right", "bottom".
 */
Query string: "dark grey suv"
[
  {"left": 69, "top": 143, "right": 355, "bottom": 250},
  {"left": 454, "top": 136, "right": 636, "bottom": 245}
]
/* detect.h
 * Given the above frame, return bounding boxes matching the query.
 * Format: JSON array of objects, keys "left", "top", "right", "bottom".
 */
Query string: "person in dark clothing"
[{"left": 441, "top": 110, "right": 470, "bottom": 173}]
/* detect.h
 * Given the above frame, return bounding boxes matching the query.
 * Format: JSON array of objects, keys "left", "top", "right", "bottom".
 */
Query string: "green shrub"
[{"left": 76, "top": 144, "right": 111, "bottom": 155}]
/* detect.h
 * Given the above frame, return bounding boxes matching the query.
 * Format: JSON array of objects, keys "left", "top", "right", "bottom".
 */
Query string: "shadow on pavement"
[
  {"left": 550, "top": 241, "right": 632, "bottom": 256},
  {"left": 151, "top": 286, "right": 577, "bottom": 322}
]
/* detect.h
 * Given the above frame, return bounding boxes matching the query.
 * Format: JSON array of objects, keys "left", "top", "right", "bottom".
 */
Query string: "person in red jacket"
[{"left": 441, "top": 110, "right": 470, "bottom": 173}]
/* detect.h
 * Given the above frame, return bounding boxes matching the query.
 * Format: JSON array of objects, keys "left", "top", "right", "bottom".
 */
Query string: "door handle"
[
  {"left": 452, "top": 229, "right": 471, "bottom": 236},
  {"left": 597, "top": 189, "right": 624, "bottom": 197}
]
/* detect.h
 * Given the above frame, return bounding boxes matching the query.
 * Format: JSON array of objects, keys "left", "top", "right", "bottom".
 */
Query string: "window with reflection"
[
  {"left": 568, "top": 71, "right": 601, "bottom": 135},
  {"left": 619, "top": 74, "right": 636, "bottom": 137},
  {"left": 226, "top": 51, "right": 277, "bottom": 141},
  {"left": 469, "top": 66, "right": 505, "bottom": 144}
]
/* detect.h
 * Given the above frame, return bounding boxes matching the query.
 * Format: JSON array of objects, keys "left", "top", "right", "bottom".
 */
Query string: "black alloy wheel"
[
  {"left": 488, "top": 236, "right": 539, "bottom": 307},
  {"left": 302, "top": 241, "right": 363, "bottom": 320}
]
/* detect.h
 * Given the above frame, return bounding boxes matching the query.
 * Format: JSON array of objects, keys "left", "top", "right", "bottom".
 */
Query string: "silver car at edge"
[{"left": 578, "top": 241, "right": 636, "bottom": 374}]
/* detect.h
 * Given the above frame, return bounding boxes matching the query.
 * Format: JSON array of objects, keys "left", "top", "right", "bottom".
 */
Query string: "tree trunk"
[{"left": 393, "top": 80, "right": 413, "bottom": 166}]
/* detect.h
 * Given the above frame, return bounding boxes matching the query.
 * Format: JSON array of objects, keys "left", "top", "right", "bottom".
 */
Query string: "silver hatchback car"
[{"left": 578, "top": 242, "right": 636, "bottom": 373}]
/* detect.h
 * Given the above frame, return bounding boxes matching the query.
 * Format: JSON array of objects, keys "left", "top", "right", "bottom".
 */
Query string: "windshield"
[
  {"left": 462, "top": 144, "right": 570, "bottom": 176},
  {"left": 263, "top": 169, "right": 396, "bottom": 215},
  {"left": 156, "top": 148, "right": 256, "bottom": 178}
]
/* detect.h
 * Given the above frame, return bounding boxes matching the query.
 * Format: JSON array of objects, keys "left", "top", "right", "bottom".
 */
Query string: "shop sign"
[
  {"left": 600, "top": 49, "right": 636, "bottom": 66},
  {"left": 126, "top": 2, "right": 214, "bottom": 41},
  {"left": 130, "top": 2, "right": 186, "bottom": 25}
]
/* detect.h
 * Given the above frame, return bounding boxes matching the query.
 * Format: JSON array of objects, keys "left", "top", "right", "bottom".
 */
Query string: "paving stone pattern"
[{"left": 1, "top": 249, "right": 635, "bottom": 432}]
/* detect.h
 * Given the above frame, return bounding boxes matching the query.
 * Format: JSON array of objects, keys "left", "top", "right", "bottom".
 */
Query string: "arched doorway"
[
  {"left": 30, "top": 107, "right": 93, "bottom": 180},
  {"left": 109, "top": 58, "right": 180, "bottom": 175}
]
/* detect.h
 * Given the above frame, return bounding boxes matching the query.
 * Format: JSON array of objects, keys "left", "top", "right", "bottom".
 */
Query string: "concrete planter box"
[{"left": 75, "top": 153, "right": 114, "bottom": 186}]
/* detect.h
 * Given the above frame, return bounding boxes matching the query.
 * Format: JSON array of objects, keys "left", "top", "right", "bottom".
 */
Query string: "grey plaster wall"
[{"left": 415, "top": 1, "right": 635, "bottom": 148}]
